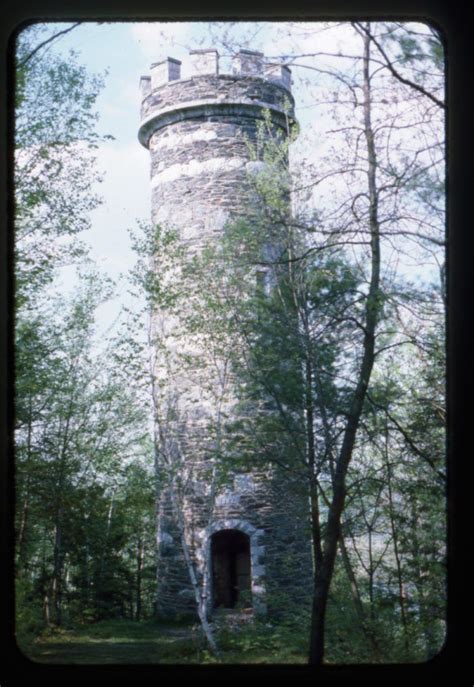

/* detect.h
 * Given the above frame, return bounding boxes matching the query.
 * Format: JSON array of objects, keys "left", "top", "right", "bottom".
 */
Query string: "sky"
[
  {"left": 22, "top": 21, "right": 352, "bottom": 334},
  {"left": 18, "top": 21, "right": 441, "bottom": 337}
]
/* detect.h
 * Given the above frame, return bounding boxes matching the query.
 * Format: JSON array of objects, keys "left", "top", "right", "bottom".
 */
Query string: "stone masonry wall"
[{"left": 139, "top": 50, "right": 313, "bottom": 620}]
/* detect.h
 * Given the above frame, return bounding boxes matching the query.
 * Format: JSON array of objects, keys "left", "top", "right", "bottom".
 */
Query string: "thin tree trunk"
[
  {"left": 18, "top": 475, "right": 31, "bottom": 570},
  {"left": 169, "top": 484, "right": 220, "bottom": 656},
  {"left": 41, "top": 524, "right": 51, "bottom": 626},
  {"left": 368, "top": 526, "right": 377, "bottom": 622},
  {"left": 51, "top": 385, "right": 74, "bottom": 627},
  {"left": 129, "top": 586, "right": 135, "bottom": 621},
  {"left": 308, "top": 26, "right": 381, "bottom": 664},
  {"left": 136, "top": 537, "right": 144, "bottom": 621},
  {"left": 384, "top": 437, "right": 410, "bottom": 657},
  {"left": 408, "top": 496, "right": 437, "bottom": 659},
  {"left": 84, "top": 533, "right": 90, "bottom": 608},
  {"left": 339, "top": 535, "right": 380, "bottom": 657},
  {"left": 96, "top": 489, "right": 115, "bottom": 610},
  {"left": 43, "top": 592, "right": 51, "bottom": 627},
  {"left": 52, "top": 515, "right": 63, "bottom": 626},
  {"left": 17, "top": 398, "right": 34, "bottom": 570},
  {"left": 302, "top": 320, "right": 323, "bottom": 572}
]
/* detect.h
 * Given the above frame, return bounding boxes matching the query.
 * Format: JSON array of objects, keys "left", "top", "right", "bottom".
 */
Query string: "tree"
[
  {"left": 14, "top": 26, "right": 156, "bottom": 639},
  {"left": 124, "top": 20, "right": 445, "bottom": 664},
  {"left": 199, "top": 30, "right": 387, "bottom": 662},
  {"left": 15, "top": 24, "right": 110, "bottom": 308},
  {"left": 15, "top": 275, "right": 149, "bottom": 628},
  {"left": 183, "top": 21, "right": 445, "bottom": 663}
]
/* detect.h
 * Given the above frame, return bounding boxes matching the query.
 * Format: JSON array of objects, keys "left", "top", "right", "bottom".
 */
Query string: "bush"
[
  {"left": 214, "top": 616, "right": 308, "bottom": 663},
  {"left": 15, "top": 577, "right": 45, "bottom": 652}
]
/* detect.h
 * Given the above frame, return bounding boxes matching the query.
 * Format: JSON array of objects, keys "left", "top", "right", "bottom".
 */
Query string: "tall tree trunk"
[
  {"left": 43, "top": 592, "right": 51, "bottom": 627},
  {"left": 18, "top": 475, "right": 31, "bottom": 571},
  {"left": 169, "top": 483, "right": 220, "bottom": 656},
  {"left": 84, "top": 534, "right": 91, "bottom": 609},
  {"left": 52, "top": 514, "right": 63, "bottom": 626},
  {"left": 302, "top": 319, "right": 323, "bottom": 572},
  {"left": 40, "top": 524, "right": 51, "bottom": 626},
  {"left": 51, "top": 387, "right": 74, "bottom": 627},
  {"left": 308, "top": 26, "right": 381, "bottom": 664},
  {"left": 17, "top": 398, "right": 34, "bottom": 571},
  {"left": 95, "top": 489, "right": 115, "bottom": 612},
  {"left": 408, "top": 496, "right": 437, "bottom": 659},
  {"left": 136, "top": 536, "right": 144, "bottom": 621},
  {"left": 384, "top": 436, "right": 410, "bottom": 657},
  {"left": 339, "top": 535, "right": 380, "bottom": 657},
  {"left": 367, "top": 526, "right": 375, "bottom": 622}
]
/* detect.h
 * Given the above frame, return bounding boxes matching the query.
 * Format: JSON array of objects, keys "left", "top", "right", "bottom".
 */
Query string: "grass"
[
  {"left": 19, "top": 618, "right": 308, "bottom": 665},
  {"left": 20, "top": 619, "right": 197, "bottom": 664}
]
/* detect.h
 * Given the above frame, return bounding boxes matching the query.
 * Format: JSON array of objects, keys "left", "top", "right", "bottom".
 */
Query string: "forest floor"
[
  {"left": 20, "top": 617, "right": 307, "bottom": 665},
  {"left": 22, "top": 620, "right": 197, "bottom": 664}
]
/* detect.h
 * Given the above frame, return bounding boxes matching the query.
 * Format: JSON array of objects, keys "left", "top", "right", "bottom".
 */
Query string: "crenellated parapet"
[{"left": 138, "top": 49, "right": 296, "bottom": 149}]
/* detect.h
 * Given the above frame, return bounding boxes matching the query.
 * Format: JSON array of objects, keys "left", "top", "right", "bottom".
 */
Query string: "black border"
[{"left": 1, "top": 0, "right": 471, "bottom": 682}]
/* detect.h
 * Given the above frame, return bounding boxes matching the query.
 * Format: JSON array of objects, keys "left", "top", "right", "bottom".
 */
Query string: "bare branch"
[
  {"left": 353, "top": 22, "right": 445, "bottom": 110},
  {"left": 18, "top": 23, "right": 82, "bottom": 68}
]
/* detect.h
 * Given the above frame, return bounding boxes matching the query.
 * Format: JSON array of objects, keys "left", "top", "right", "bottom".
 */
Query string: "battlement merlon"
[
  {"left": 138, "top": 49, "right": 296, "bottom": 149},
  {"left": 190, "top": 48, "right": 219, "bottom": 76},
  {"left": 139, "top": 49, "right": 292, "bottom": 96}
]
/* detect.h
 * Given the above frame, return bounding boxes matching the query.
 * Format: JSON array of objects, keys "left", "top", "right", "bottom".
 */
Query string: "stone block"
[
  {"left": 234, "top": 473, "right": 255, "bottom": 492},
  {"left": 151, "top": 57, "right": 182, "bottom": 90},
  {"left": 252, "top": 564, "right": 265, "bottom": 578},
  {"left": 189, "top": 49, "right": 219, "bottom": 76},
  {"left": 264, "top": 63, "right": 292, "bottom": 91},
  {"left": 216, "top": 489, "right": 240, "bottom": 508},
  {"left": 139, "top": 75, "right": 151, "bottom": 97},
  {"left": 157, "top": 531, "right": 173, "bottom": 545},
  {"left": 232, "top": 49, "right": 264, "bottom": 76}
]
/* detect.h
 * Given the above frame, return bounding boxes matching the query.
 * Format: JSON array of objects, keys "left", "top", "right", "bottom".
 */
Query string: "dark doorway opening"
[{"left": 211, "top": 529, "right": 251, "bottom": 609}]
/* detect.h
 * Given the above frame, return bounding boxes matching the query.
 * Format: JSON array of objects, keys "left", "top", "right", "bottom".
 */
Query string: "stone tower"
[{"left": 138, "top": 49, "right": 313, "bottom": 619}]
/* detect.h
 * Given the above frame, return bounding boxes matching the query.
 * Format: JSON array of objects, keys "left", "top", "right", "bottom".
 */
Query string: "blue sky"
[{"left": 18, "top": 21, "right": 441, "bottom": 336}]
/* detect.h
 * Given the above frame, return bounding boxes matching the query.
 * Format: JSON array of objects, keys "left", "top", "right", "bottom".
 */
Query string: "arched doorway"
[{"left": 211, "top": 529, "right": 252, "bottom": 609}]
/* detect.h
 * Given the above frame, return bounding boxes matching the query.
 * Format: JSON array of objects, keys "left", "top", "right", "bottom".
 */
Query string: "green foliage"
[
  {"left": 14, "top": 26, "right": 156, "bottom": 637},
  {"left": 15, "top": 577, "right": 45, "bottom": 651},
  {"left": 128, "top": 74, "right": 444, "bottom": 660},
  {"left": 210, "top": 617, "right": 307, "bottom": 663},
  {"left": 15, "top": 25, "right": 111, "bottom": 305},
  {"left": 15, "top": 278, "right": 155, "bottom": 628},
  {"left": 380, "top": 22, "right": 444, "bottom": 100},
  {"left": 21, "top": 617, "right": 309, "bottom": 664},
  {"left": 324, "top": 563, "right": 377, "bottom": 663}
]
